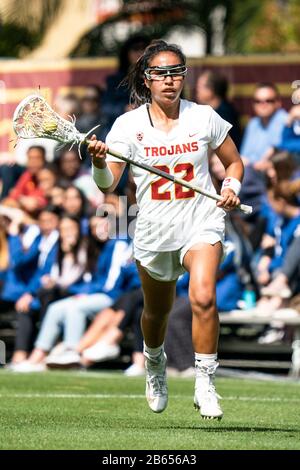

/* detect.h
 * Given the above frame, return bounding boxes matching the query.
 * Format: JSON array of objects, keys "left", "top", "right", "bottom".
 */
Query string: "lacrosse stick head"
[{"left": 13, "top": 94, "right": 85, "bottom": 146}]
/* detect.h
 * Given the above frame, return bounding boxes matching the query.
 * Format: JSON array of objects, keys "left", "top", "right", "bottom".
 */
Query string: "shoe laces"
[
  {"left": 195, "top": 367, "right": 222, "bottom": 402},
  {"left": 148, "top": 374, "right": 167, "bottom": 396},
  {"left": 205, "top": 383, "right": 222, "bottom": 402},
  {"left": 146, "top": 355, "right": 167, "bottom": 396}
]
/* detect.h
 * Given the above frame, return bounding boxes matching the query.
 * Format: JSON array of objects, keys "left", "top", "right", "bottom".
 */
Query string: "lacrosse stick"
[{"left": 13, "top": 94, "right": 252, "bottom": 215}]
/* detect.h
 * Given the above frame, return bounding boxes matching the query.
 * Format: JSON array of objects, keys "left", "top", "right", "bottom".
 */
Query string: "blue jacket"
[
  {"left": 174, "top": 242, "right": 244, "bottom": 311},
  {"left": 263, "top": 206, "right": 300, "bottom": 272},
  {"left": 106, "top": 261, "right": 141, "bottom": 301},
  {"left": 279, "top": 125, "right": 300, "bottom": 153},
  {"left": 0, "top": 234, "right": 39, "bottom": 302},
  {"left": 217, "top": 243, "right": 243, "bottom": 311},
  {"left": 68, "top": 240, "right": 131, "bottom": 298}
]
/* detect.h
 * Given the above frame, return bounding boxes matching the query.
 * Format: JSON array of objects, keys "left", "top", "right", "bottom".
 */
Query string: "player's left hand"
[{"left": 217, "top": 188, "right": 240, "bottom": 211}]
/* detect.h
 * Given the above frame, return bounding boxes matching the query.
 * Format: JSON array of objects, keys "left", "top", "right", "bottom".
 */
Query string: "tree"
[
  {"left": 0, "top": 0, "right": 63, "bottom": 57},
  {"left": 71, "top": 0, "right": 231, "bottom": 57}
]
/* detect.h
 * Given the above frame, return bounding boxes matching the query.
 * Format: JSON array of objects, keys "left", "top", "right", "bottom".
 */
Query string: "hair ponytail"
[{"left": 122, "top": 40, "right": 186, "bottom": 108}]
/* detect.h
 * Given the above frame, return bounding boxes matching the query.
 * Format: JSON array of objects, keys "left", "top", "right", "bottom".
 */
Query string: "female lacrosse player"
[{"left": 88, "top": 40, "right": 244, "bottom": 420}]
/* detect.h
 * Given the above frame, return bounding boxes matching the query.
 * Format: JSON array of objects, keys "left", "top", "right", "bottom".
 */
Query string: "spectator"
[
  {"left": 53, "top": 92, "right": 80, "bottom": 121},
  {"left": 0, "top": 207, "right": 41, "bottom": 312},
  {"left": 78, "top": 262, "right": 142, "bottom": 375},
  {"left": 240, "top": 82, "right": 288, "bottom": 169},
  {"left": 0, "top": 216, "right": 10, "bottom": 301},
  {"left": 196, "top": 70, "right": 242, "bottom": 148},
  {"left": 54, "top": 147, "right": 88, "bottom": 186},
  {"left": 10, "top": 213, "right": 87, "bottom": 370},
  {"left": 255, "top": 231, "right": 300, "bottom": 345},
  {"left": 76, "top": 85, "right": 109, "bottom": 165},
  {"left": 239, "top": 83, "right": 288, "bottom": 219},
  {"left": 279, "top": 102, "right": 300, "bottom": 155},
  {"left": 54, "top": 147, "right": 103, "bottom": 206},
  {"left": 12, "top": 215, "right": 131, "bottom": 371},
  {"left": 0, "top": 160, "right": 25, "bottom": 200},
  {"left": 3, "top": 146, "right": 48, "bottom": 214},
  {"left": 9, "top": 205, "right": 60, "bottom": 364},
  {"left": 256, "top": 179, "right": 300, "bottom": 290},
  {"left": 36, "top": 164, "right": 58, "bottom": 200},
  {"left": 62, "top": 185, "right": 90, "bottom": 235},
  {"left": 102, "top": 34, "right": 150, "bottom": 128},
  {"left": 49, "top": 184, "right": 67, "bottom": 211}
]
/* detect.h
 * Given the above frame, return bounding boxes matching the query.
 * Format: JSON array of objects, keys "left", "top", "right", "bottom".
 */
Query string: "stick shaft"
[{"left": 86, "top": 141, "right": 252, "bottom": 215}]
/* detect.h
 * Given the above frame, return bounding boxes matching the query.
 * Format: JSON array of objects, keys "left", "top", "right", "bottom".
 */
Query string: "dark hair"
[
  {"left": 255, "top": 82, "right": 280, "bottom": 97},
  {"left": 119, "top": 34, "right": 150, "bottom": 73},
  {"left": 57, "top": 213, "right": 84, "bottom": 274},
  {"left": 201, "top": 70, "right": 228, "bottom": 100},
  {"left": 63, "top": 184, "right": 88, "bottom": 218},
  {"left": 38, "top": 162, "right": 58, "bottom": 176},
  {"left": 27, "top": 145, "right": 46, "bottom": 159},
  {"left": 38, "top": 204, "right": 61, "bottom": 217},
  {"left": 124, "top": 40, "right": 186, "bottom": 107},
  {"left": 86, "top": 218, "right": 105, "bottom": 274},
  {"left": 54, "top": 145, "right": 80, "bottom": 163},
  {"left": 271, "top": 150, "right": 296, "bottom": 181}
]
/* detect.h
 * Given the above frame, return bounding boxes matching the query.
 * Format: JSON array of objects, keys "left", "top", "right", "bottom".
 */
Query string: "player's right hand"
[{"left": 88, "top": 135, "right": 109, "bottom": 167}]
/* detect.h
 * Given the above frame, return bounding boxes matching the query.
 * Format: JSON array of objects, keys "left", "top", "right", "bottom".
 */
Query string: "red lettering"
[
  {"left": 182, "top": 143, "right": 191, "bottom": 153},
  {"left": 146, "top": 142, "right": 198, "bottom": 158},
  {"left": 167, "top": 145, "right": 175, "bottom": 155},
  {"left": 191, "top": 141, "right": 199, "bottom": 151}
]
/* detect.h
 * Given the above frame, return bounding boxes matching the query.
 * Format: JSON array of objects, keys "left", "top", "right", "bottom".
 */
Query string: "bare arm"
[
  {"left": 215, "top": 135, "right": 244, "bottom": 211},
  {"left": 88, "top": 135, "right": 126, "bottom": 193}
]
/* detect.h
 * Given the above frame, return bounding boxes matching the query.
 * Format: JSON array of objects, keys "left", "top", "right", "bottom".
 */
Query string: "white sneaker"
[
  {"left": 46, "top": 349, "right": 81, "bottom": 368},
  {"left": 257, "top": 327, "right": 285, "bottom": 345},
  {"left": 124, "top": 363, "right": 145, "bottom": 377},
  {"left": 82, "top": 341, "right": 120, "bottom": 362},
  {"left": 49, "top": 342, "right": 67, "bottom": 357},
  {"left": 11, "top": 361, "right": 46, "bottom": 373},
  {"left": 145, "top": 351, "right": 168, "bottom": 413},
  {"left": 194, "top": 364, "right": 223, "bottom": 420}
]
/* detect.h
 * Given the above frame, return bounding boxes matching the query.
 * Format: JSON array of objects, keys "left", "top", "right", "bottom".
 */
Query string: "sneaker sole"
[
  {"left": 194, "top": 402, "right": 223, "bottom": 421},
  {"left": 46, "top": 362, "right": 80, "bottom": 369}
]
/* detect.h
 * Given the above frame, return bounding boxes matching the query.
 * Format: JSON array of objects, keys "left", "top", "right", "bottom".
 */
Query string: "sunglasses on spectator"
[{"left": 253, "top": 98, "right": 277, "bottom": 104}]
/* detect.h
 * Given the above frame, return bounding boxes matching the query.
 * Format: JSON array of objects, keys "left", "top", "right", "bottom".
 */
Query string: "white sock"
[
  {"left": 195, "top": 353, "right": 218, "bottom": 375},
  {"left": 143, "top": 342, "right": 164, "bottom": 361}
]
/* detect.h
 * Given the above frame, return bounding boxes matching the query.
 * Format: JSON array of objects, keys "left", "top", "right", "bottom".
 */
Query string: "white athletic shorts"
[{"left": 134, "top": 227, "right": 225, "bottom": 282}]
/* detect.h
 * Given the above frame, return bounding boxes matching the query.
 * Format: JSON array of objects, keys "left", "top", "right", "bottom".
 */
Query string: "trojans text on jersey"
[{"left": 144, "top": 141, "right": 199, "bottom": 157}]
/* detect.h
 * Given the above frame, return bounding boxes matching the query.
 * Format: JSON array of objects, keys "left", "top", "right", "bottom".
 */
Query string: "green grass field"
[{"left": 0, "top": 369, "right": 299, "bottom": 450}]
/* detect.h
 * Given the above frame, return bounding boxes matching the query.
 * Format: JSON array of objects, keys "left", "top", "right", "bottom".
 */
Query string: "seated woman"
[
  {"left": 61, "top": 185, "right": 90, "bottom": 235},
  {"left": 78, "top": 262, "right": 143, "bottom": 376},
  {"left": 0, "top": 205, "right": 54, "bottom": 314},
  {"left": 10, "top": 213, "right": 87, "bottom": 370},
  {"left": 12, "top": 215, "right": 130, "bottom": 371},
  {"left": 255, "top": 179, "right": 300, "bottom": 296}
]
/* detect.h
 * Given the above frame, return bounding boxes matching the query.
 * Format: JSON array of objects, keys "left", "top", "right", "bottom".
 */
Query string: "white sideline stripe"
[{"left": 0, "top": 393, "right": 300, "bottom": 403}]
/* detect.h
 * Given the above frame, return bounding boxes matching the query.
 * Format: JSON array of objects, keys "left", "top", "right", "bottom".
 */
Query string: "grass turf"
[{"left": 0, "top": 369, "right": 299, "bottom": 450}]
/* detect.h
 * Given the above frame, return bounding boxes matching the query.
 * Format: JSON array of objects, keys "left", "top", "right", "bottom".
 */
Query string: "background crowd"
[{"left": 1, "top": 35, "right": 300, "bottom": 376}]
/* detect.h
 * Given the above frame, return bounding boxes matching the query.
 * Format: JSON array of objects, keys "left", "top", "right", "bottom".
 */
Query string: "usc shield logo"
[{"left": 136, "top": 132, "right": 144, "bottom": 142}]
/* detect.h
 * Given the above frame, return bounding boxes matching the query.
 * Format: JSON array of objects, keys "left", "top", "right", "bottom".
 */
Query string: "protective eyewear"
[{"left": 145, "top": 64, "right": 187, "bottom": 81}]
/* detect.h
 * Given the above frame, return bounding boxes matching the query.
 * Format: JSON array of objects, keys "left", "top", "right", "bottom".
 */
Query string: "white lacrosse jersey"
[{"left": 106, "top": 99, "right": 232, "bottom": 252}]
